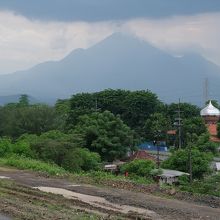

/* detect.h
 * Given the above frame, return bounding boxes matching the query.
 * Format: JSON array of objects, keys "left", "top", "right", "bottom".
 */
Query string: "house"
[
  {"left": 128, "top": 150, "right": 157, "bottom": 162},
  {"left": 214, "top": 162, "right": 220, "bottom": 171},
  {"left": 157, "top": 169, "right": 189, "bottom": 185}
]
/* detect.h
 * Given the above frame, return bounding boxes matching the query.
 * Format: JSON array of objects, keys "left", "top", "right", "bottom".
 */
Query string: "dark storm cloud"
[{"left": 0, "top": 0, "right": 220, "bottom": 22}]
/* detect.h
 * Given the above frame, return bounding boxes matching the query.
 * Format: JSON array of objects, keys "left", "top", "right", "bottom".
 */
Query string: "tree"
[
  {"left": 0, "top": 104, "right": 58, "bottom": 137},
  {"left": 73, "top": 111, "right": 135, "bottom": 161},
  {"left": 183, "top": 117, "right": 207, "bottom": 136},
  {"left": 67, "top": 93, "right": 96, "bottom": 128},
  {"left": 144, "top": 113, "right": 171, "bottom": 141},
  {"left": 67, "top": 89, "right": 162, "bottom": 136},
  {"left": 195, "top": 133, "right": 218, "bottom": 155},
  {"left": 167, "top": 102, "right": 200, "bottom": 121},
  {"left": 162, "top": 148, "right": 212, "bottom": 179},
  {"left": 182, "top": 117, "right": 207, "bottom": 146},
  {"left": 18, "top": 94, "right": 30, "bottom": 107}
]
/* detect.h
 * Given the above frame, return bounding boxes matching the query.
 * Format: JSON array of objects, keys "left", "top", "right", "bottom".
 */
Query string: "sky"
[{"left": 0, "top": 0, "right": 220, "bottom": 74}]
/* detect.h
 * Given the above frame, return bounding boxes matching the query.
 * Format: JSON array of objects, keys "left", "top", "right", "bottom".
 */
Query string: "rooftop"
[
  {"left": 200, "top": 101, "right": 220, "bottom": 116},
  {"left": 159, "top": 169, "right": 189, "bottom": 178}
]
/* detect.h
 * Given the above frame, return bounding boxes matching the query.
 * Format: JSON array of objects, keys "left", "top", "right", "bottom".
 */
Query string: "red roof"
[
  {"left": 167, "top": 130, "right": 176, "bottom": 135},
  {"left": 129, "top": 150, "right": 156, "bottom": 162}
]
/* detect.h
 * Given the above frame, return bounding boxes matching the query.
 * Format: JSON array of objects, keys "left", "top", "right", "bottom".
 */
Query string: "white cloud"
[
  {"left": 0, "top": 11, "right": 220, "bottom": 74},
  {"left": 0, "top": 11, "right": 117, "bottom": 74},
  {"left": 123, "top": 13, "right": 220, "bottom": 65}
]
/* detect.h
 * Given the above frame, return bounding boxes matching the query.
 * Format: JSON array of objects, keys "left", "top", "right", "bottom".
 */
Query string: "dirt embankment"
[{"left": 1, "top": 167, "right": 220, "bottom": 220}]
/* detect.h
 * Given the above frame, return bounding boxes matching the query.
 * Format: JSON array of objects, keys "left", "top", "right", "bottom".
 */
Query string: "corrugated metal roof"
[{"left": 159, "top": 169, "right": 189, "bottom": 178}]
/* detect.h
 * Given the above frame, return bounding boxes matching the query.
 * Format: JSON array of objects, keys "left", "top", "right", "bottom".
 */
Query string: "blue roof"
[{"left": 139, "top": 142, "right": 168, "bottom": 152}]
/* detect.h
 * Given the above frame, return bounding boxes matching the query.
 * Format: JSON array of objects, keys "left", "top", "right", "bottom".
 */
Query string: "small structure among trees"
[
  {"left": 157, "top": 169, "right": 189, "bottom": 185},
  {"left": 200, "top": 100, "right": 220, "bottom": 142}
]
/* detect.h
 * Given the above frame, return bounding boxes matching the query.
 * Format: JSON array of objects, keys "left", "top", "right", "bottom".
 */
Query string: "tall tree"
[
  {"left": 144, "top": 113, "right": 171, "bottom": 141},
  {"left": 18, "top": 94, "right": 29, "bottom": 107},
  {"left": 67, "top": 89, "right": 162, "bottom": 136},
  {"left": 73, "top": 110, "right": 136, "bottom": 161}
]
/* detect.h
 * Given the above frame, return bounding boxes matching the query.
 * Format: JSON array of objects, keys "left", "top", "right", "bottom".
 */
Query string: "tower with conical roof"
[{"left": 200, "top": 100, "right": 220, "bottom": 124}]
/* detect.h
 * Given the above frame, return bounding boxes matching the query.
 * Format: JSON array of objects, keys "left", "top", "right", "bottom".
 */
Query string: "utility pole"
[
  {"left": 174, "top": 98, "right": 183, "bottom": 149},
  {"left": 187, "top": 132, "right": 193, "bottom": 184},
  {"left": 189, "top": 143, "right": 193, "bottom": 184},
  {"left": 95, "top": 98, "right": 98, "bottom": 112},
  {"left": 153, "top": 138, "right": 160, "bottom": 169}
]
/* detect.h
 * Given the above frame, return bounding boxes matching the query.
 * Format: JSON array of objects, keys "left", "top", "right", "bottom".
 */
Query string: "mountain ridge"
[{"left": 0, "top": 32, "right": 220, "bottom": 105}]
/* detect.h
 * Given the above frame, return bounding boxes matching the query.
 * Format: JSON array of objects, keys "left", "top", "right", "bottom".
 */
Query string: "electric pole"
[
  {"left": 189, "top": 143, "right": 193, "bottom": 184},
  {"left": 174, "top": 98, "right": 183, "bottom": 149}
]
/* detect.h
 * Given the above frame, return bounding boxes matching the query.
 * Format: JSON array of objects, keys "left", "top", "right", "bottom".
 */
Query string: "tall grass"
[{"left": 0, "top": 155, "right": 67, "bottom": 176}]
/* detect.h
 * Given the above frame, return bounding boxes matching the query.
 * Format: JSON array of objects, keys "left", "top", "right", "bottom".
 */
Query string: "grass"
[
  {"left": 71, "top": 170, "right": 154, "bottom": 186},
  {"left": 0, "top": 155, "right": 154, "bottom": 186},
  {"left": 0, "top": 179, "right": 107, "bottom": 220},
  {"left": 0, "top": 155, "right": 68, "bottom": 176}
]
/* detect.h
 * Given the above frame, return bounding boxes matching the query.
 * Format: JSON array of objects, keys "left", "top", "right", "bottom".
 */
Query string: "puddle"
[
  {"left": 0, "top": 214, "right": 12, "bottom": 220},
  {"left": 0, "top": 176, "right": 10, "bottom": 179},
  {"left": 34, "top": 186, "right": 162, "bottom": 219}
]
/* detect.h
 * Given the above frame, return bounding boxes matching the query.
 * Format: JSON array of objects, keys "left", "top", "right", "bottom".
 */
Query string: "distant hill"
[
  {"left": 0, "top": 33, "right": 220, "bottom": 105},
  {"left": 0, "top": 95, "right": 39, "bottom": 106}
]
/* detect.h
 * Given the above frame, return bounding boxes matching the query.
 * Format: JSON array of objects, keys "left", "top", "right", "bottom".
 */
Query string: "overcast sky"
[{"left": 0, "top": 0, "right": 220, "bottom": 74}]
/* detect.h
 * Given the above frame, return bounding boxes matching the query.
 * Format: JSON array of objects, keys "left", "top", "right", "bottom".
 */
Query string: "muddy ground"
[{"left": 0, "top": 167, "right": 220, "bottom": 220}]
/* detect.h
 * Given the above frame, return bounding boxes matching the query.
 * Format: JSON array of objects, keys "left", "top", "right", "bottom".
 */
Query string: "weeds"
[{"left": 0, "top": 155, "right": 67, "bottom": 176}]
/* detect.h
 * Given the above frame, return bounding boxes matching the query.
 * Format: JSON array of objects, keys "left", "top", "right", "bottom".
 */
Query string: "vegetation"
[
  {"left": 121, "top": 159, "right": 156, "bottom": 178},
  {"left": 162, "top": 148, "right": 213, "bottom": 179},
  {"left": 0, "top": 91, "right": 219, "bottom": 197},
  {"left": 0, "top": 155, "right": 67, "bottom": 176},
  {"left": 73, "top": 111, "right": 135, "bottom": 161}
]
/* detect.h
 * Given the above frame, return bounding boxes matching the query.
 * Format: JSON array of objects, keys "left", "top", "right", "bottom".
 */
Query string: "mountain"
[
  {"left": 0, "top": 32, "right": 220, "bottom": 105},
  {"left": 0, "top": 95, "right": 39, "bottom": 106}
]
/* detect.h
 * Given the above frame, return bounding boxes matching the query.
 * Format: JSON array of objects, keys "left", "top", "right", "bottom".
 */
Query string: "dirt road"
[{"left": 1, "top": 167, "right": 220, "bottom": 220}]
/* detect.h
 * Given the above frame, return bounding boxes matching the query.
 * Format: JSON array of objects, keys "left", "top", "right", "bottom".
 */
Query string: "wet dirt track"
[{"left": 1, "top": 167, "right": 220, "bottom": 220}]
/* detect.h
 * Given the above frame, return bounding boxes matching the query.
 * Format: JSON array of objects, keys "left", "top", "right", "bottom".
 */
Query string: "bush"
[
  {"left": 0, "top": 138, "right": 12, "bottom": 156},
  {"left": 11, "top": 140, "right": 34, "bottom": 157},
  {"left": 121, "top": 159, "right": 156, "bottom": 177},
  {"left": 62, "top": 148, "right": 101, "bottom": 172}
]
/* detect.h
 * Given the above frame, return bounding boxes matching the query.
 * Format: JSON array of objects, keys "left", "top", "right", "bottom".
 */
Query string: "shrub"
[
  {"left": 0, "top": 155, "right": 67, "bottom": 176},
  {"left": 62, "top": 148, "right": 101, "bottom": 172},
  {"left": 11, "top": 140, "right": 34, "bottom": 157},
  {"left": 121, "top": 159, "right": 156, "bottom": 177},
  {"left": 0, "top": 138, "right": 12, "bottom": 156}
]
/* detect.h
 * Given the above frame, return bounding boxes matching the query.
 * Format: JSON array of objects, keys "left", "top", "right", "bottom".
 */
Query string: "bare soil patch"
[{"left": 1, "top": 167, "right": 220, "bottom": 220}]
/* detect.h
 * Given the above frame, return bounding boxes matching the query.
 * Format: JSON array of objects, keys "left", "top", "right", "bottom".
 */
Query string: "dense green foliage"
[
  {"left": 121, "top": 159, "right": 156, "bottom": 177},
  {"left": 73, "top": 111, "right": 135, "bottom": 161},
  {"left": 0, "top": 91, "right": 217, "bottom": 195},
  {"left": 0, "top": 103, "right": 58, "bottom": 137},
  {"left": 144, "top": 113, "right": 171, "bottom": 140},
  {"left": 178, "top": 173, "right": 220, "bottom": 197},
  {"left": 162, "top": 148, "right": 213, "bottom": 179},
  {"left": 67, "top": 89, "right": 162, "bottom": 136}
]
